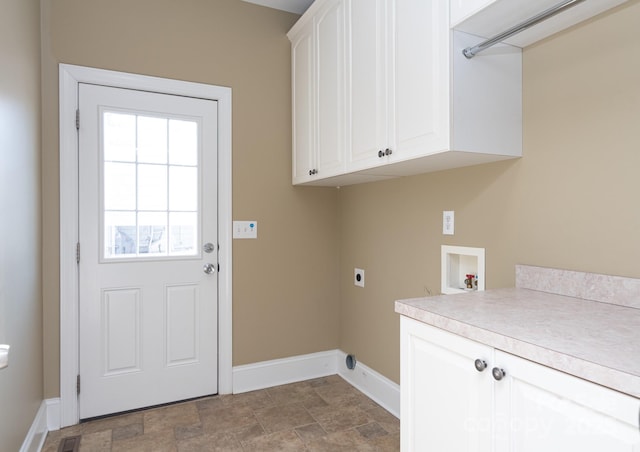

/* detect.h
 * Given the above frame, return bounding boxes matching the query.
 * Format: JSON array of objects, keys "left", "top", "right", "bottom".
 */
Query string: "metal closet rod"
[{"left": 462, "top": 0, "right": 587, "bottom": 58}]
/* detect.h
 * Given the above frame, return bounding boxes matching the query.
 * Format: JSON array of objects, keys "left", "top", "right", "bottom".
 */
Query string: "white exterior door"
[{"left": 78, "top": 83, "right": 218, "bottom": 419}]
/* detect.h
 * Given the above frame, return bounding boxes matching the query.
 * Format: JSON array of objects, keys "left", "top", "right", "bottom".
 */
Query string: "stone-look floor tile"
[
  {"left": 372, "top": 431, "right": 400, "bottom": 451},
  {"left": 80, "top": 429, "right": 112, "bottom": 451},
  {"left": 310, "top": 405, "right": 372, "bottom": 433},
  {"left": 195, "top": 395, "right": 229, "bottom": 413},
  {"left": 112, "top": 421, "right": 144, "bottom": 441},
  {"left": 307, "top": 374, "right": 344, "bottom": 387},
  {"left": 111, "top": 429, "right": 177, "bottom": 452},
  {"left": 174, "top": 423, "right": 204, "bottom": 441},
  {"left": 305, "top": 429, "right": 377, "bottom": 452},
  {"left": 295, "top": 422, "right": 327, "bottom": 442},
  {"left": 55, "top": 423, "right": 85, "bottom": 437},
  {"left": 177, "top": 430, "right": 243, "bottom": 452},
  {"left": 82, "top": 412, "right": 145, "bottom": 435},
  {"left": 254, "top": 402, "right": 315, "bottom": 433},
  {"left": 314, "top": 379, "right": 363, "bottom": 406},
  {"left": 352, "top": 393, "right": 384, "bottom": 412},
  {"left": 266, "top": 380, "right": 321, "bottom": 406},
  {"left": 199, "top": 404, "right": 257, "bottom": 433},
  {"left": 300, "top": 391, "right": 330, "bottom": 410},
  {"left": 40, "top": 376, "right": 399, "bottom": 452},
  {"left": 41, "top": 430, "right": 63, "bottom": 452},
  {"left": 144, "top": 402, "right": 200, "bottom": 434},
  {"left": 225, "top": 389, "right": 274, "bottom": 410},
  {"left": 363, "top": 404, "right": 400, "bottom": 434},
  {"left": 356, "top": 422, "right": 388, "bottom": 440},
  {"left": 241, "top": 430, "right": 307, "bottom": 451},
  {"left": 197, "top": 390, "right": 274, "bottom": 413},
  {"left": 230, "top": 422, "right": 266, "bottom": 443}
]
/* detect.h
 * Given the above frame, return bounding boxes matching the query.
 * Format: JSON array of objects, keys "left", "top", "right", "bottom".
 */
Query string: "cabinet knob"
[
  {"left": 385, "top": 148, "right": 392, "bottom": 156},
  {"left": 474, "top": 359, "right": 487, "bottom": 372},
  {"left": 378, "top": 150, "right": 384, "bottom": 158},
  {"left": 492, "top": 367, "right": 506, "bottom": 381},
  {"left": 309, "top": 169, "right": 318, "bottom": 176}
]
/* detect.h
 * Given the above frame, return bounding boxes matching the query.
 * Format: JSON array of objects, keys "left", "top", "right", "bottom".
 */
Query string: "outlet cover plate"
[
  {"left": 354, "top": 268, "right": 365, "bottom": 287},
  {"left": 443, "top": 211, "right": 454, "bottom": 235}
]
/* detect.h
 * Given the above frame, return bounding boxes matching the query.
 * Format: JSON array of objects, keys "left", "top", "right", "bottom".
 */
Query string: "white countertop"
[{"left": 395, "top": 287, "right": 640, "bottom": 398}]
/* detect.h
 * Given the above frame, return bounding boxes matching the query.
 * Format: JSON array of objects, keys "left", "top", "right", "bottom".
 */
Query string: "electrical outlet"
[
  {"left": 443, "top": 211, "right": 454, "bottom": 235},
  {"left": 354, "top": 268, "right": 365, "bottom": 287}
]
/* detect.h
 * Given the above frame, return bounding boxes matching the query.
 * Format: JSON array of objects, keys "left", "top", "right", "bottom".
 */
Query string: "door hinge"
[
  {"left": 75, "top": 109, "right": 80, "bottom": 130},
  {"left": 76, "top": 374, "right": 80, "bottom": 395},
  {"left": 76, "top": 242, "right": 80, "bottom": 264}
]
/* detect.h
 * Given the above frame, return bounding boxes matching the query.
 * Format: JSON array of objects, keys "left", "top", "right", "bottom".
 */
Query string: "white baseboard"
[
  {"left": 232, "top": 349, "right": 400, "bottom": 419},
  {"left": 336, "top": 351, "right": 400, "bottom": 418},
  {"left": 19, "top": 398, "right": 60, "bottom": 452},
  {"left": 232, "top": 350, "right": 338, "bottom": 394},
  {"left": 20, "top": 401, "right": 48, "bottom": 452},
  {"left": 46, "top": 398, "right": 61, "bottom": 432}
]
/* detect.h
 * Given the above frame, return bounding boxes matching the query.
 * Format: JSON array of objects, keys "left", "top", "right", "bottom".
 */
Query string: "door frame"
[{"left": 59, "top": 64, "right": 233, "bottom": 427}]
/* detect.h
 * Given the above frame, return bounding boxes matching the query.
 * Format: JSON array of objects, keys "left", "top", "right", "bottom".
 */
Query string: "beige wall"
[
  {"left": 41, "top": 0, "right": 341, "bottom": 398},
  {"left": 41, "top": 0, "right": 640, "bottom": 401},
  {"left": 339, "top": 0, "right": 640, "bottom": 384},
  {"left": 0, "top": 0, "right": 43, "bottom": 449}
]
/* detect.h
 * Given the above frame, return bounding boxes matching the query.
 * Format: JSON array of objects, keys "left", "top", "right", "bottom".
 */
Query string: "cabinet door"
[
  {"left": 494, "top": 350, "right": 640, "bottom": 452},
  {"left": 315, "top": 0, "right": 346, "bottom": 179},
  {"left": 401, "top": 317, "right": 494, "bottom": 452},
  {"left": 291, "top": 27, "right": 315, "bottom": 184},
  {"left": 347, "top": 0, "right": 388, "bottom": 172},
  {"left": 390, "top": 0, "right": 449, "bottom": 161}
]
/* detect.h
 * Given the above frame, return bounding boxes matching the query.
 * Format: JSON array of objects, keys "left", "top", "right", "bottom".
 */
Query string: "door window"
[{"left": 102, "top": 110, "right": 200, "bottom": 260}]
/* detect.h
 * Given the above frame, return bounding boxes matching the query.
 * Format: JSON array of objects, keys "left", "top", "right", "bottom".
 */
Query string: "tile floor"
[{"left": 42, "top": 375, "right": 400, "bottom": 451}]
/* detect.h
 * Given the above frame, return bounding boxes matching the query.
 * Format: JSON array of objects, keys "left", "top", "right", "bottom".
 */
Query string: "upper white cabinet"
[
  {"left": 290, "top": 0, "right": 347, "bottom": 184},
  {"left": 452, "top": 0, "right": 628, "bottom": 47},
  {"left": 348, "top": 0, "right": 452, "bottom": 173},
  {"left": 290, "top": 24, "right": 314, "bottom": 183},
  {"left": 346, "top": 0, "right": 389, "bottom": 172},
  {"left": 288, "top": 0, "right": 522, "bottom": 186}
]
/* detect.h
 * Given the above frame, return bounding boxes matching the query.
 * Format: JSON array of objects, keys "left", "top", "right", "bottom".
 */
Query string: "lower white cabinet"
[{"left": 400, "top": 316, "right": 640, "bottom": 452}]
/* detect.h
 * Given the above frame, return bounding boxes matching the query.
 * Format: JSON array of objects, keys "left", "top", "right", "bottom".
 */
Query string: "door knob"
[{"left": 203, "top": 263, "right": 216, "bottom": 274}]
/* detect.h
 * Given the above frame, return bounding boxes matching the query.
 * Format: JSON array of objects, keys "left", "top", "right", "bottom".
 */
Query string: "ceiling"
[{"left": 241, "top": 0, "right": 314, "bottom": 15}]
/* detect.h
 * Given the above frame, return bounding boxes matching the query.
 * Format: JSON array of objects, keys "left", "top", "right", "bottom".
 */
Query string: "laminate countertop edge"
[{"left": 395, "top": 288, "right": 640, "bottom": 399}]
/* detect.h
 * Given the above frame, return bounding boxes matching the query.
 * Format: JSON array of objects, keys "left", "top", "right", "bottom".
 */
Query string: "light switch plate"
[{"left": 233, "top": 221, "right": 258, "bottom": 239}]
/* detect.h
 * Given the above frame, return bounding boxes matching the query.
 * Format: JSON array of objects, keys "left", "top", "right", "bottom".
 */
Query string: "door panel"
[
  {"left": 166, "top": 284, "right": 199, "bottom": 365},
  {"left": 103, "top": 288, "right": 141, "bottom": 375},
  {"left": 401, "top": 317, "right": 494, "bottom": 452},
  {"left": 78, "top": 83, "right": 218, "bottom": 419},
  {"left": 494, "top": 350, "right": 640, "bottom": 451}
]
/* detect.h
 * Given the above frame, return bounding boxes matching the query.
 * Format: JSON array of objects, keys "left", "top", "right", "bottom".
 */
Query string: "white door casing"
[
  {"left": 78, "top": 84, "right": 218, "bottom": 418},
  {"left": 59, "top": 64, "right": 232, "bottom": 427}
]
